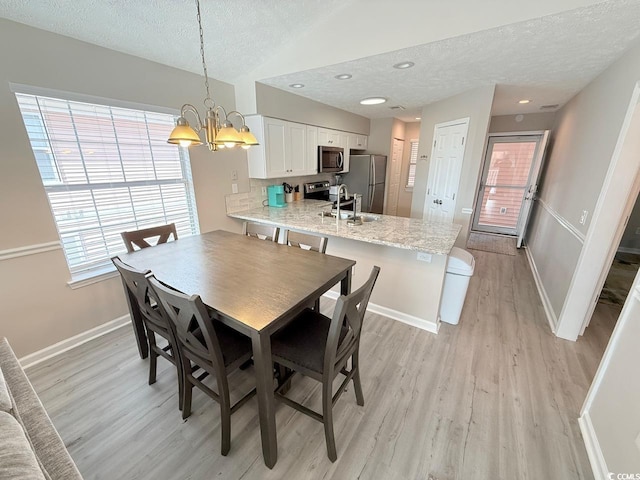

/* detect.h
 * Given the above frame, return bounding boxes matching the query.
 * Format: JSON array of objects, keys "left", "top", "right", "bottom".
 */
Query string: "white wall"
[
  {"left": 0, "top": 19, "right": 247, "bottom": 357},
  {"left": 256, "top": 83, "right": 369, "bottom": 134},
  {"left": 489, "top": 112, "right": 557, "bottom": 133},
  {"left": 411, "top": 85, "right": 495, "bottom": 246},
  {"left": 526, "top": 41, "right": 640, "bottom": 327}
]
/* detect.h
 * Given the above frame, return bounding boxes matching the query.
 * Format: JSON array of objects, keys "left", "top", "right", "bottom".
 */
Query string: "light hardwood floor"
[{"left": 26, "top": 249, "right": 615, "bottom": 480}]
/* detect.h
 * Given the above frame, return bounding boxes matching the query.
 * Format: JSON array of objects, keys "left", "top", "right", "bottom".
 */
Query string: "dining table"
[{"left": 118, "top": 229, "right": 355, "bottom": 468}]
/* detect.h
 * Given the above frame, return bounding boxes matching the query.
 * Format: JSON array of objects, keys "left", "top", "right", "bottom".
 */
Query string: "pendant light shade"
[
  {"left": 215, "top": 122, "right": 243, "bottom": 148},
  {"left": 239, "top": 126, "right": 259, "bottom": 147},
  {"left": 167, "top": 117, "right": 202, "bottom": 147}
]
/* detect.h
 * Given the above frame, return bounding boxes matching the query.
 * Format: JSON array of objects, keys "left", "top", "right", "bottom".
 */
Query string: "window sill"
[
  {"left": 67, "top": 265, "right": 119, "bottom": 289},
  {"left": 404, "top": 187, "right": 414, "bottom": 192}
]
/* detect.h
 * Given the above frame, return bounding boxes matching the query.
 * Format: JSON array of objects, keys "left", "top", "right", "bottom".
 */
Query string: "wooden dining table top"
[{"left": 118, "top": 230, "right": 355, "bottom": 332}]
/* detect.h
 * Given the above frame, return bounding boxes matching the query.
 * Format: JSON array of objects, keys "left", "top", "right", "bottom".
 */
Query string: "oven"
[{"left": 304, "top": 181, "right": 354, "bottom": 210}]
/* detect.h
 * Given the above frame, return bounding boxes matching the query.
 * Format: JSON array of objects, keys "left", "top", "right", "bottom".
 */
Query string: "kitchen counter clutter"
[{"left": 228, "top": 200, "right": 461, "bottom": 256}]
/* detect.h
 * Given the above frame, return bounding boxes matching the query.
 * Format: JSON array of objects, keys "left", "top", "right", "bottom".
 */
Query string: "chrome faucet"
[{"left": 336, "top": 184, "right": 350, "bottom": 224}]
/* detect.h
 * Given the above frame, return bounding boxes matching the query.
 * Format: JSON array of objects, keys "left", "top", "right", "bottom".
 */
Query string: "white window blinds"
[
  {"left": 16, "top": 93, "right": 200, "bottom": 278},
  {"left": 406, "top": 140, "right": 419, "bottom": 188}
]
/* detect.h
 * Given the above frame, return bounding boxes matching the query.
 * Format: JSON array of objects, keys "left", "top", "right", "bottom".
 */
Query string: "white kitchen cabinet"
[
  {"left": 306, "top": 125, "right": 318, "bottom": 174},
  {"left": 318, "top": 128, "right": 342, "bottom": 147},
  {"left": 246, "top": 116, "right": 316, "bottom": 178},
  {"left": 349, "top": 133, "right": 368, "bottom": 150}
]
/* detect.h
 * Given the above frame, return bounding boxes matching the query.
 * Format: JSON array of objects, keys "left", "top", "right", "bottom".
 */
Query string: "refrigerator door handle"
[
  {"left": 371, "top": 158, "right": 376, "bottom": 184},
  {"left": 368, "top": 184, "right": 375, "bottom": 212}
]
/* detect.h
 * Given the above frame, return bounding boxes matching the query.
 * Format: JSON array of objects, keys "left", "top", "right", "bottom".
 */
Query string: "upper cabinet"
[
  {"left": 246, "top": 115, "right": 367, "bottom": 178},
  {"left": 318, "top": 128, "right": 342, "bottom": 147},
  {"left": 246, "top": 116, "right": 317, "bottom": 179}
]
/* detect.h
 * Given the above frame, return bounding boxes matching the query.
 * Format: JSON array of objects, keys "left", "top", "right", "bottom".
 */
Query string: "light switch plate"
[
  {"left": 261, "top": 187, "right": 267, "bottom": 196},
  {"left": 232, "top": 183, "right": 238, "bottom": 194},
  {"left": 231, "top": 169, "right": 238, "bottom": 181}
]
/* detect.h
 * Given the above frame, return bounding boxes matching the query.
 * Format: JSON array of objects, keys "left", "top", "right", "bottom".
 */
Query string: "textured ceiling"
[
  {"left": 262, "top": 0, "right": 640, "bottom": 119},
  {"left": 0, "top": 0, "right": 347, "bottom": 84},
  {"left": 1, "top": 1, "right": 639, "bottom": 120}
]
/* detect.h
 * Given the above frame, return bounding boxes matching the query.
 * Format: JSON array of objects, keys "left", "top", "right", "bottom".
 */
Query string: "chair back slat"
[
  {"left": 242, "top": 221, "right": 279, "bottom": 242},
  {"left": 282, "top": 230, "right": 328, "bottom": 253},
  {"left": 121, "top": 223, "right": 178, "bottom": 253},
  {"left": 112, "top": 257, "right": 167, "bottom": 333},
  {"left": 147, "top": 277, "right": 226, "bottom": 370},
  {"left": 325, "top": 266, "right": 380, "bottom": 374}
]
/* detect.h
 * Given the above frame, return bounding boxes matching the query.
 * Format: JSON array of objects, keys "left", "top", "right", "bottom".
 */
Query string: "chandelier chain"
[{"left": 196, "top": 0, "right": 212, "bottom": 106}]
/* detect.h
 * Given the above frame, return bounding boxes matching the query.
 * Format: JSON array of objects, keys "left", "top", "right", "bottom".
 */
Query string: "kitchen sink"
[{"left": 347, "top": 214, "right": 380, "bottom": 226}]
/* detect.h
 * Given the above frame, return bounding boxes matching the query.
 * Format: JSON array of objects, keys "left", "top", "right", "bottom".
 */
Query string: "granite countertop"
[{"left": 228, "top": 200, "right": 461, "bottom": 256}]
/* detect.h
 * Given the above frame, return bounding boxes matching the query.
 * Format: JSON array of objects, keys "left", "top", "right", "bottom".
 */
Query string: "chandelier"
[{"left": 167, "top": 0, "right": 258, "bottom": 151}]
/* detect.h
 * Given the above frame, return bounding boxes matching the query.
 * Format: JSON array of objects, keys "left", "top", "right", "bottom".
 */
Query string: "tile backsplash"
[{"left": 225, "top": 173, "right": 336, "bottom": 214}]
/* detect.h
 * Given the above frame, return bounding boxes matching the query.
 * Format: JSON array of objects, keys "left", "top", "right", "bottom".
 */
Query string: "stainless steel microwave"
[{"left": 318, "top": 146, "right": 344, "bottom": 173}]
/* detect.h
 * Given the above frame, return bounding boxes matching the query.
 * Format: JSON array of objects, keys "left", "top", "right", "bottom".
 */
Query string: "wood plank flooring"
[{"left": 26, "top": 249, "right": 615, "bottom": 480}]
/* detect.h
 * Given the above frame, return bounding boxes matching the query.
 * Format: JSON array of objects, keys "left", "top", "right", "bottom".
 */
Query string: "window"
[
  {"left": 16, "top": 92, "right": 200, "bottom": 279},
  {"left": 406, "top": 140, "right": 419, "bottom": 188}
]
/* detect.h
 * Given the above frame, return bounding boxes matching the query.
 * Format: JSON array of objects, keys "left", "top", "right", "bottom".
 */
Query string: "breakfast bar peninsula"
[{"left": 228, "top": 200, "right": 461, "bottom": 334}]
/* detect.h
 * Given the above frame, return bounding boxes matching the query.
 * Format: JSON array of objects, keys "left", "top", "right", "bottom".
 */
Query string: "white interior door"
[
  {"left": 423, "top": 119, "right": 469, "bottom": 222},
  {"left": 472, "top": 132, "right": 548, "bottom": 242},
  {"left": 386, "top": 138, "right": 404, "bottom": 215}
]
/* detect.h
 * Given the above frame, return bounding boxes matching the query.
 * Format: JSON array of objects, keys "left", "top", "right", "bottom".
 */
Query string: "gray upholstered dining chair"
[
  {"left": 112, "top": 257, "right": 183, "bottom": 410},
  {"left": 121, "top": 223, "right": 178, "bottom": 253},
  {"left": 242, "top": 221, "right": 279, "bottom": 242},
  {"left": 271, "top": 266, "right": 380, "bottom": 461},
  {"left": 148, "top": 276, "right": 257, "bottom": 456}
]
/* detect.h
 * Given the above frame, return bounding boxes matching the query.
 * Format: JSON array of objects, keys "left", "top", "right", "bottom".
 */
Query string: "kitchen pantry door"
[
  {"left": 471, "top": 132, "right": 549, "bottom": 247},
  {"left": 423, "top": 118, "right": 469, "bottom": 222}
]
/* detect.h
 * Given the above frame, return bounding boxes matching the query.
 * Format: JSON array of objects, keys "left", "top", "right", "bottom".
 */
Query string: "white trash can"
[{"left": 440, "top": 247, "right": 475, "bottom": 325}]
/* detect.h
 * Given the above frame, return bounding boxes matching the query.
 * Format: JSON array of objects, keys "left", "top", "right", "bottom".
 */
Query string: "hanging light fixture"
[{"left": 167, "top": 0, "right": 258, "bottom": 151}]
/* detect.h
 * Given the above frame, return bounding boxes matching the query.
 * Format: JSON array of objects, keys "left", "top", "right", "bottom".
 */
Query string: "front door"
[
  {"left": 423, "top": 118, "right": 469, "bottom": 222},
  {"left": 472, "top": 132, "right": 549, "bottom": 244}
]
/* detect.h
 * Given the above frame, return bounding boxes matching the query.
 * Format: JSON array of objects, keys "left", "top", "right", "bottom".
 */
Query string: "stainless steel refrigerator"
[{"left": 343, "top": 154, "right": 387, "bottom": 214}]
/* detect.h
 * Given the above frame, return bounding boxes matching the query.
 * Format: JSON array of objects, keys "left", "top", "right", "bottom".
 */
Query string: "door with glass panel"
[{"left": 472, "top": 132, "right": 549, "bottom": 246}]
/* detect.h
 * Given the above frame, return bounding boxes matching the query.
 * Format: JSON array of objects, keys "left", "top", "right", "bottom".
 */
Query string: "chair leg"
[
  {"left": 352, "top": 352, "right": 364, "bottom": 406},
  {"left": 217, "top": 375, "right": 232, "bottom": 456},
  {"left": 148, "top": 331, "right": 157, "bottom": 385},
  {"left": 322, "top": 380, "right": 337, "bottom": 462},
  {"left": 174, "top": 348, "right": 184, "bottom": 411},
  {"left": 181, "top": 360, "right": 193, "bottom": 420}
]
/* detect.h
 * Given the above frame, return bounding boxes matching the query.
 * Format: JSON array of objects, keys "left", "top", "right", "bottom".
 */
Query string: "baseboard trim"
[
  {"left": 524, "top": 246, "right": 558, "bottom": 333},
  {"left": 617, "top": 246, "right": 640, "bottom": 255},
  {"left": 20, "top": 315, "right": 131, "bottom": 369},
  {"left": 579, "top": 412, "right": 609, "bottom": 480},
  {"left": 323, "top": 291, "right": 440, "bottom": 334}
]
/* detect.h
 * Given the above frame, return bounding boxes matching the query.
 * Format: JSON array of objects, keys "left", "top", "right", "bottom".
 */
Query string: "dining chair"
[
  {"left": 281, "top": 229, "right": 328, "bottom": 253},
  {"left": 282, "top": 229, "right": 328, "bottom": 312},
  {"left": 242, "top": 221, "right": 279, "bottom": 242},
  {"left": 121, "top": 223, "right": 178, "bottom": 253},
  {"left": 271, "top": 265, "right": 380, "bottom": 461},
  {"left": 147, "top": 277, "right": 257, "bottom": 456},
  {"left": 112, "top": 257, "right": 183, "bottom": 409}
]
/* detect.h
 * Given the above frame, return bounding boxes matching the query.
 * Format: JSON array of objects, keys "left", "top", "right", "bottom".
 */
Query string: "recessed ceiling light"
[
  {"left": 518, "top": 99, "right": 531, "bottom": 104},
  {"left": 415, "top": 117, "right": 422, "bottom": 120},
  {"left": 335, "top": 74, "right": 352, "bottom": 80},
  {"left": 393, "top": 61, "right": 415, "bottom": 69},
  {"left": 289, "top": 83, "right": 305, "bottom": 89},
  {"left": 360, "top": 97, "right": 387, "bottom": 105}
]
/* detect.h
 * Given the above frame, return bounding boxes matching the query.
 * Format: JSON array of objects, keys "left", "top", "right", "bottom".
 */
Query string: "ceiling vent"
[
  {"left": 540, "top": 104, "right": 560, "bottom": 110},
  {"left": 389, "top": 105, "right": 406, "bottom": 110}
]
